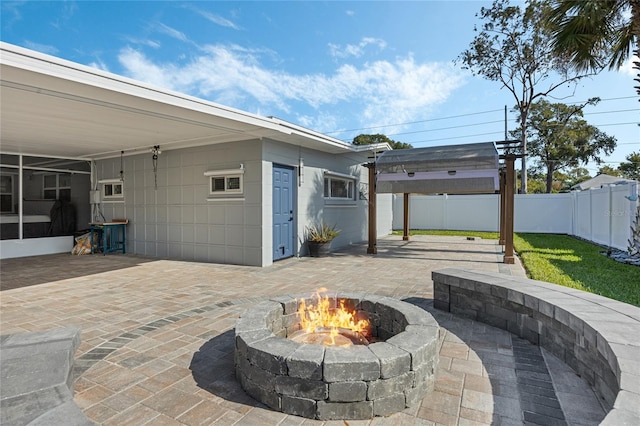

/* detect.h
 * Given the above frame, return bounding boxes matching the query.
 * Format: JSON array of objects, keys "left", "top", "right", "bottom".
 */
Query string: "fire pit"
[{"left": 234, "top": 291, "right": 439, "bottom": 420}]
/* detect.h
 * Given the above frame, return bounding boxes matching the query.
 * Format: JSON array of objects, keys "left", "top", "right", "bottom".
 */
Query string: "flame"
[{"left": 296, "top": 289, "right": 370, "bottom": 345}]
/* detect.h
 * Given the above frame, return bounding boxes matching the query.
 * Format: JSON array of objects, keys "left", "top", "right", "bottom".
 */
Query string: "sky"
[{"left": 1, "top": 0, "right": 638, "bottom": 176}]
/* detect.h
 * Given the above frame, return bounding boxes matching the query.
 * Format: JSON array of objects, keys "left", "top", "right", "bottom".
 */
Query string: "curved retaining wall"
[
  {"left": 234, "top": 293, "right": 439, "bottom": 420},
  {"left": 432, "top": 268, "right": 640, "bottom": 425}
]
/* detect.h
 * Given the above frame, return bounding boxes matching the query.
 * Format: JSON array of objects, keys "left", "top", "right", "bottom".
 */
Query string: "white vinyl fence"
[{"left": 392, "top": 182, "right": 639, "bottom": 251}]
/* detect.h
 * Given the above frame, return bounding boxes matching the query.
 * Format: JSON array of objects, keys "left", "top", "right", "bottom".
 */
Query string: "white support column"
[{"left": 18, "top": 155, "right": 23, "bottom": 240}]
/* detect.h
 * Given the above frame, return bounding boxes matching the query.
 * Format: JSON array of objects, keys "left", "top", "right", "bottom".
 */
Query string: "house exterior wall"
[
  {"left": 95, "top": 140, "right": 264, "bottom": 266},
  {"left": 262, "top": 139, "right": 392, "bottom": 262},
  {"left": 95, "top": 139, "right": 393, "bottom": 267}
]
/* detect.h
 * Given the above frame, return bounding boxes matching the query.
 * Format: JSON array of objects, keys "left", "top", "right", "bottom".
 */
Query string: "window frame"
[
  {"left": 99, "top": 179, "right": 124, "bottom": 202},
  {"left": 0, "top": 174, "right": 14, "bottom": 213},
  {"left": 323, "top": 171, "right": 357, "bottom": 202},
  {"left": 43, "top": 173, "right": 71, "bottom": 201},
  {"left": 204, "top": 167, "right": 245, "bottom": 198}
]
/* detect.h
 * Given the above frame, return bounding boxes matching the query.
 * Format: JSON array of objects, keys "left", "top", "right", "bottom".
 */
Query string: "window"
[
  {"left": 100, "top": 179, "right": 124, "bottom": 201},
  {"left": 210, "top": 176, "right": 241, "bottom": 193},
  {"left": 0, "top": 175, "right": 13, "bottom": 213},
  {"left": 204, "top": 167, "right": 244, "bottom": 196},
  {"left": 324, "top": 173, "right": 356, "bottom": 200},
  {"left": 43, "top": 173, "right": 71, "bottom": 201}
]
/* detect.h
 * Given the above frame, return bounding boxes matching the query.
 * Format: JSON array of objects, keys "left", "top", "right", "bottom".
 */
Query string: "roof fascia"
[{"left": 1, "top": 43, "right": 290, "bottom": 131}]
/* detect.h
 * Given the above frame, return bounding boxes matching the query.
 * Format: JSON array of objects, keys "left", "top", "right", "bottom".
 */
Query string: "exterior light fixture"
[
  {"left": 448, "top": 170, "right": 456, "bottom": 176},
  {"left": 407, "top": 172, "right": 415, "bottom": 177}
]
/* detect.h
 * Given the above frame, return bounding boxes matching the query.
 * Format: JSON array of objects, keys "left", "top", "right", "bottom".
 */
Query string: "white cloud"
[
  {"left": 23, "top": 41, "right": 58, "bottom": 55},
  {"left": 118, "top": 44, "right": 464, "bottom": 135},
  {"left": 118, "top": 47, "right": 179, "bottom": 89},
  {"left": 154, "top": 23, "right": 189, "bottom": 42},
  {"left": 88, "top": 58, "right": 109, "bottom": 72},
  {"left": 329, "top": 37, "right": 387, "bottom": 59},
  {"left": 620, "top": 54, "right": 639, "bottom": 77},
  {"left": 346, "top": 10, "right": 355, "bottom": 16},
  {"left": 295, "top": 112, "right": 340, "bottom": 134},
  {"left": 196, "top": 10, "right": 241, "bottom": 30},
  {"left": 124, "top": 37, "right": 161, "bottom": 49}
]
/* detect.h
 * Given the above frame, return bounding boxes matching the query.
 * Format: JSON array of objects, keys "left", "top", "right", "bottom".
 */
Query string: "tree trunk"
[
  {"left": 520, "top": 108, "right": 528, "bottom": 194},
  {"left": 632, "top": 0, "right": 640, "bottom": 99},
  {"left": 546, "top": 163, "right": 555, "bottom": 193}
]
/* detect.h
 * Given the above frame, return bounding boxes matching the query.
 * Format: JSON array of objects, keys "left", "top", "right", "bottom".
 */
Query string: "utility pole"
[{"left": 520, "top": 101, "right": 527, "bottom": 194}]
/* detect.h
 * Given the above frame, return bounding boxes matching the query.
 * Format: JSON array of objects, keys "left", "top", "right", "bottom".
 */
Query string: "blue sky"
[{"left": 1, "top": 1, "right": 638, "bottom": 175}]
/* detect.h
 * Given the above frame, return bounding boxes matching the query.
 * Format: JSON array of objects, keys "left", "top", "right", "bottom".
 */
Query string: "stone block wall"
[
  {"left": 234, "top": 293, "right": 439, "bottom": 420},
  {"left": 432, "top": 268, "right": 640, "bottom": 425}
]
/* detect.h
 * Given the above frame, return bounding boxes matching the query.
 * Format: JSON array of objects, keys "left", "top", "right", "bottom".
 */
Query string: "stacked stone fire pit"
[{"left": 234, "top": 292, "right": 439, "bottom": 420}]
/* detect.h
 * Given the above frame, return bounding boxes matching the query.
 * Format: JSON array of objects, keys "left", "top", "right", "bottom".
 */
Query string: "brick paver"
[{"left": 0, "top": 235, "right": 606, "bottom": 425}]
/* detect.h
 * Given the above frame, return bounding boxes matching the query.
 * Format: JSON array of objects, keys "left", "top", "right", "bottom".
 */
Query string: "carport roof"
[
  {"left": 0, "top": 42, "right": 368, "bottom": 161},
  {"left": 375, "top": 142, "right": 500, "bottom": 194}
]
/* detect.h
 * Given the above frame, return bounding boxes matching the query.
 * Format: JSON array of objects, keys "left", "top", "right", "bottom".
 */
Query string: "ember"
[{"left": 295, "top": 289, "right": 370, "bottom": 346}]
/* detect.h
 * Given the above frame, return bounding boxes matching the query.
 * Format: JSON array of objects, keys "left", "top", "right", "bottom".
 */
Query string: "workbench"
[{"left": 90, "top": 221, "right": 128, "bottom": 255}]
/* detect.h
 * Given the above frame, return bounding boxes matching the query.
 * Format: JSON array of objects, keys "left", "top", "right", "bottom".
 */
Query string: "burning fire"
[{"left": 295, "top": 288, "right": 370, "bottom": 346}]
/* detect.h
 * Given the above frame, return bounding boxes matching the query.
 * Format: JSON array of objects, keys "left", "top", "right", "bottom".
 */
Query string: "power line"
[
  {"left": 388, "top": 120, "right": 505, "bottom": 137},
  {"left": 325, "top": 108, "right": 504, "bottom": 135},
  {"left": 567, "top": 96, "right": 638, "bottom": 105},
  {"left": 327, "top": 96, "right": 638, "bottom": 137},
  {"left": 409, "top": 131, "right": 505, "bottom": 145},
  {"left": 584, "top": 108, "right": 639, "bottom": 116}
]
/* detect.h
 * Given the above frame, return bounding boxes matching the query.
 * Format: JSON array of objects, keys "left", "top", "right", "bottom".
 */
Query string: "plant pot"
[{"left": 308, "top": 241, "right": 331, "bottom": 257}]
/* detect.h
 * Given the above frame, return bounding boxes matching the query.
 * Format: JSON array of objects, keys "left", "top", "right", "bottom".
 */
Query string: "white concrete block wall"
[
  {"left": 94, "top": 139, "right": 392, "bottom": 266},
  {"left": 95, "top": 140, "right": 264, "bottom": 266},
  {"left": 263, "top": 139, "right": 387, "bottom": 258}
]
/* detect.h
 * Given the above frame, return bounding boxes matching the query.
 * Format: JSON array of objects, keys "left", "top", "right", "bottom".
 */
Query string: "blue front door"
[{"left": 273, "top": 165, "right": 294, "bottom": 261}]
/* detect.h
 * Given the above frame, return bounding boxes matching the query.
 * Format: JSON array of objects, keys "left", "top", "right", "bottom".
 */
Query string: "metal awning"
[{"left": 375, "top": 142, "right": 500, "bottom": 194}]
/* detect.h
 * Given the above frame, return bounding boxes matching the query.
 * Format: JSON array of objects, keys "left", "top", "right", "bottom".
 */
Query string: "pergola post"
[
  {"left": 503, "top": 155, "right": 515, "bottom": 264},
  {"left": 403, "top": 193, "right": 410, "bottom": 241},
  {"left": 499, "top": 170, "right": 506, "bottom": 246},
  {"left": 367, "top": 163, "right": 377, "bottom": 254}
]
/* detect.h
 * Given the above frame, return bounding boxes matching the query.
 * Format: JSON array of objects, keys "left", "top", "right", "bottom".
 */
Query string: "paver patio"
[{"left": 0, "top": 235, "right": 607, "bottom": 425}]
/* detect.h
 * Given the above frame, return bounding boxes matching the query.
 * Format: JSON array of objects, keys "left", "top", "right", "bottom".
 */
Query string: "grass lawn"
[{"left": 393, "top": 230, "right": 640, "bottom": 306}]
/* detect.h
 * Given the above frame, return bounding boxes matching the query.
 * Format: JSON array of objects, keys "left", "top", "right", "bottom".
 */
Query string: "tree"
[
  {"left": 513, "top": 99, "right": 617, "bottom": 193},
  {"left": 549, "top": 0, "right": 640, "bottom": 99},
  {"left": 598, "top": 165, "right": 623, "bottom": 177},
  {"left": 352, "top": 134, "right": 413, "bottom": 150},
  {"left": 564, "top": 167, "right": 591, "bottom": 190},
  {"left": 521, "top": 168, "right": 548, "bottom": 193},
  {"left": 619, "top": 151, "right": 640, "bottom": 180},
  {"left": 458, "top": 0, "right": 596, "bottom": 194}
]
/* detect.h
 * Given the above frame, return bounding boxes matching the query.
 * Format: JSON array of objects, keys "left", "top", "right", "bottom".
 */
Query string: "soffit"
[{"left": 0, "top": 43, "right": 353, "bottom": 161}]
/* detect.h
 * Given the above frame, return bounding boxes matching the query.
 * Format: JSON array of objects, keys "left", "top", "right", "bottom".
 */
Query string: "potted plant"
[{"left": 306, "top": 221, "right": 340, "bottom": 257}]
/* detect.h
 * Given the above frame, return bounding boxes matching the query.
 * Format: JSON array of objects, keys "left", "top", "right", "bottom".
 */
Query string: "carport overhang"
[{"left": 0, "top": 42, "right": 355, "bottom": 161}]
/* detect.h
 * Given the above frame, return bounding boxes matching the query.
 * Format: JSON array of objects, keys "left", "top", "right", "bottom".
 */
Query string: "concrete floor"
[{"left": 0, "top": 235, "right": 607, "bottom": 425}]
